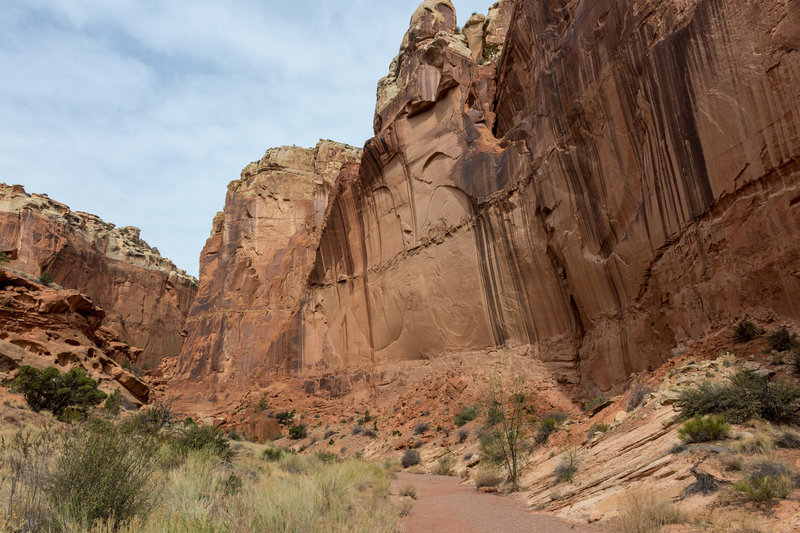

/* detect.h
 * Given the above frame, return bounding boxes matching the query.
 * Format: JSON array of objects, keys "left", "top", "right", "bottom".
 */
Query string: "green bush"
[
  {"left": 678, "top": 370, "right": 800, "bottom": 424},
  {"left": 677, "top": 415, "right": 730, "bottom": 443},
  {"left": 454, "top": 405, "right": 479, "bottom": 427},
  {"left": 584, "top": 396, "right": 605, "bottom": 411},
  {"left": 767, "top": 326, "right": 797, "bottom": 352},
  {"left": 401, "top": 449, "right": 420, "bottom": 468},
  {"left": 173, "top": 424, "right": 233, "bottom": 460},
  {"left": 103, "top": 389, "right": 123, "bottom": 415},
  {"left": 535, "top": 412, "right": 567, "bottom": 444},
  {"left": 733, "top": 320, "right": 760, "bottom": 343},
  {"left": 9, "top": 366, "right": 106, "bottom": 421},
  {"left": 275, "top": 410, "right": 296, "bottom": 426},
  {"left": 315, "top": 451, "right": 338, "bottom": 463},
  {"left": 288, "top": 424, "right": 307, "bottom": 440},
  {"left": 38, "top": 272, "right": 53, "bottom": 286},
  {"left": 257, "top": 393, "right": 270, "bottom": 412},
  {"left": 733, "top": 460, "right": 796, "bottom": 503},
  {"left": 0, "top": 251, "right": 9, "bottom": 263},
  {"left": 414, "top": 421, "right": 430, "bottom": 435},
  {"left": 124, "top": 401, "right": 175, "bottom": 434},
  {"left": 261, "top": 447, "right": 284, "bottom": 461},
  {"left": 47, "top": 419, "right": 160, "bottom": 528},
  {"left": 554, "top": 448, "right": 579, "bottom": 483},
  {"left": 587, "top": 423, "right": 610, "bottom": 438},
  {"left": 432, "top": 455, "right": 456, "bottom": 476}
]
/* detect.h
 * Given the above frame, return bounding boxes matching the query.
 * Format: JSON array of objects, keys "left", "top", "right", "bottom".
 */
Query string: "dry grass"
[
  {"left": 472, "top": 467, "right": 503, "bottom": 489},
  {"left": 730, "top": 430, "right": 774, "bottom": 455},
  {"left": 608, "top": 492, "right": 688, "bottom": 533},
  {"left": 398, "top": 483, "right": 417, "bottom": 499}
]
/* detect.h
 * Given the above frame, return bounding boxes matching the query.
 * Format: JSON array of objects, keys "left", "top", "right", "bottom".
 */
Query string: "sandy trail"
[{"left": 393, "top": 472, "right": 605, "bottom": 533}]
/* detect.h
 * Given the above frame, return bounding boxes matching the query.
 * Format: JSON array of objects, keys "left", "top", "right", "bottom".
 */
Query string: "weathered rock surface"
[
  {"left": 0, "top": 183, "right": 198, "bottom": 366},
  {"left": 173, "top": 141, "right": 361, "bottom": 413},
  {"left": 172, "top": 0, "right": 800, "bottom": 417},
  {"left": 0, "top": 268, "right": 149, "bottom": 404}
]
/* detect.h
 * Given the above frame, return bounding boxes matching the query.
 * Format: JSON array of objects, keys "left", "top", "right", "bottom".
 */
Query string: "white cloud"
[{"left": 0, "top": 0, "right": 497, "bottom": 277}]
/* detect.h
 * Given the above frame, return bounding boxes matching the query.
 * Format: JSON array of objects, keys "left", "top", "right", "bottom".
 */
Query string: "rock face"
[
  {"left": 0, "top": 184, "right": 198, "bottom": 366},
  {"left": 175, "top": 141, "right": 361, "bottom": 411},
  {"left": 0, "top": 268, "right": 149, "bottom": 404},
  {"left": 173, "top": 0, "right": 800, "bottom": 417}
]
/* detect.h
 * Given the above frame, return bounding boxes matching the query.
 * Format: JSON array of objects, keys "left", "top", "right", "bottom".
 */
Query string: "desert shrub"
[
  {"left": 774, "top": 427, "right": 800, "bottom": 449},
  {"left": 9, "top": 365, "right": 106, "bottom": 421},
  {"left": 324, "top": 429, "right": 336, "bottom": 439},
  {"left": 454, "top": 405, "right": 479, "bottom": 427},
  {"left": 767, "top": 326, "right": 797, "bottom": 352},
  {"left": 362, "top": 428, "right": 377, "bottom": 438},
  {"left": 357, "top": 410, "right": 375, "bottom": 425},
  {"left": 289, "top": 424, "right": 307, "bottom": 440},
  {"left": 472, "top": 467, "right": 503, "bottom": 488},
  {"left": 722, "top": 454, "right": 744, "bottom": 472},
  {"left": 173, "top": 424, "right": 233, "bottom": 460},
  {"left": 626, "top": 383, "right": 653, "bottom": 411},
  {"left": 352, "top": 425, "right": 364, "bottom": 435},
  {"left": 275, "top": 410, "right": 296, "bottom": 426},
  {"left": 534, "top": 412, "right": 567, "bottom": 445},
  {"left": 584, "top": 396, "right": 605, "bottom": 411},
  {"left": 124, "top": 400, "right": 175, "bottom": 434},
  {"left": 794, "top": 350, "right": 800, "bottom": 374},
  {"left": 262, "top": 446, "right": 284, "bottom": 461},
  {"left": 0, "top": 428, "right": 56, "bottom": 531},
  {"left": 678, "top": 415, "right": 730, "bottom": 443},
  {"left": 257, "top": 393, "right": 270, "bottom": 412},
  {"left": 733, "top": 320, "right": 760, "bottom": 343},
  {"left": 315, "top": 451, "right": 338, "bottom": 463},
  {"left": 103, "top": 389, "right": 123, "bottom": 415},
  {"left": 414, "top": 421, "right": 430, "bottom": 435},
  {"left": 398, "top": 483, "right": 417, "bottom": 499},
  {"left": 38, "top": 271, "right": 53, "bottom": 286},
  {"left": 677, "top": 370, "right": 800, "bottom": 424},
  {"left": 735, "top": 459, "right": 797, "bottom": 503},
  {"left": 457, "top": 428, "right": 469, "bottom": 443},
  {"left": 609, "top": 492, "right": 687, "bottom": 533},
  {"left": 730, "top": 430, "right": 774, "bottom": 454},
  {"left": 587, "top": 423, "right": 610, "bottom": 438},
  {"left": 554, "top": 448, "right": 579, "bottom": 483},
  {"left": 401, "top": 449, "right": 420, "bottom": 468},
  {"left": 0, "top": 250, "right": 9, "bottom": 263},
  {"left": 47, "top": 419, "right": 160, "bottom": 528},
  {"left": 432, "top": 454, "right": 456, "bottom": 476}
]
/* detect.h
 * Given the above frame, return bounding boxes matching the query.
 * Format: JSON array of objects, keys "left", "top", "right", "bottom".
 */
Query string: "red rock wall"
[
  {"left": 173, "top": 0, "right": 800, "bottom": 415},
  {"left": 174, "top": 141, "right": 361, "bottom": 411},
  {"left": 283, "top": 0, "right": 800, "bottom": 392},
  {"left": 0, "top": 184, "right": 198, "bottom": 367}
]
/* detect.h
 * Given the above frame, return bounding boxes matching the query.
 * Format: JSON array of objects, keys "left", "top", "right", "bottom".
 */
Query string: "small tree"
[
  {"left": 9, "top": 366, "right": 106, "bottom": 421},
  {"left": 479, "top": 374, "right": 533, "bottom": 491},
  {"left": 275, "top": 410, "right": 296, "bottom": 426},
  {"left": 38, "top": 272, "right": 53, "bottom": 286}
]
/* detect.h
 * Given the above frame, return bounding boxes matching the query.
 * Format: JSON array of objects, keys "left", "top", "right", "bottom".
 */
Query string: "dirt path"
[{"left": 393, "top": 473, "right": 605, "bottom": 533}]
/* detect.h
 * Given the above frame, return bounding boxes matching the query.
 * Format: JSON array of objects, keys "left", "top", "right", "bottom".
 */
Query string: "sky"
[{"left": 0, "top": 1, "right": 492, "bottom": 278}]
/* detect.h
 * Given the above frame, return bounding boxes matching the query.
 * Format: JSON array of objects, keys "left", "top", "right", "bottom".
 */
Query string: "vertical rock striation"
[
  {"left": 0, "top": 183, "right": 198, "bottom": 366},
  {"left": 173, "top": 0, "right": 800, "bottom": 417},
  {"left": 175, "top": 141, "right": 362, "bottom": 411}
]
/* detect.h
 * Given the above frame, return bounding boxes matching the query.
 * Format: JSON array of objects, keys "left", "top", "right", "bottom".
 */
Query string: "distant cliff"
[{"left": 0, "top": 183, "right": 197, "bottom": 366}]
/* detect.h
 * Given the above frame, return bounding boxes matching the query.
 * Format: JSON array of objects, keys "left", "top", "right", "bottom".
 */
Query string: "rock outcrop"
[
  {"left": 0, "top": 268, "right": 149, "bottom": 405},
  {"left": 172, "top": 0, "right": 800, "bottom": 417},
  {"left": 174, "top": 141, "right": 361, "bottom": 412},
  {"left": 0, "top": 184, "right": 198, "bottom": 366}
]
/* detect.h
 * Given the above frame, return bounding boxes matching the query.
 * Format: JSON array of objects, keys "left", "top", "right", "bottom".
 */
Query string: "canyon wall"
[
  {"left": 0, "top": 184, "right": 198, "bottom": 366},
  {"left": 175, "top": 141, "right": 361, "bottom": 411},
  {"left": 173, "top": 0, "right": 800, "bottom": 414}
]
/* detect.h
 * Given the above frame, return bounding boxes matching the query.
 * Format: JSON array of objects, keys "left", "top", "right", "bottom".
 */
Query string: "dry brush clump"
[{"left": 608, "top": 492, "right": 688, "bottom": 533}]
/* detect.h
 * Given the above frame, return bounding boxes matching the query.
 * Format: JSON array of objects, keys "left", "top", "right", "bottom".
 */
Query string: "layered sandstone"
[
  {"left": 174, "top": 0, "right": 800, "bottom": 418},
  {"left": 0, "top": 184, "right": 198, "bottom": 366},
  {"left": 0, "top": 268, "right": 149, "bottom": 404},
  {"left": 174, "top": 141, "right": 361, "bottom": 412}
]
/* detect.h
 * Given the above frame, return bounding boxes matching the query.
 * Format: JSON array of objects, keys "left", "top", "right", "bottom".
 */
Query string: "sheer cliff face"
[
  {"left": 0, "top": 184, "right": 198, "bottom": 366},
  {"left": 291, "top": 0, "right": 800, "bottom": 390},
  {"left": 175, "top": 141, "right": 361, "bottom": 409},
  {"left": 176, "top": 0, "right": 800, "bottom": 412}
]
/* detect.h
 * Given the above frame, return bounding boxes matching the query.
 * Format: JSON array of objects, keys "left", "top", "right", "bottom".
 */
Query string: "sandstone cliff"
[
  {"left": 174, "top": 141, "right": 362, "bottom": 412},
  {"left": 172, "top": 0, "right": 800, "bottom": 417},
  {"left": 0, "top": 183, "right": 198, "bottom": 366}
]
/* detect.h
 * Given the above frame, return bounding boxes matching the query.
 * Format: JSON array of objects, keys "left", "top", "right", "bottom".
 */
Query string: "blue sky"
[{"left": 0, "top": 1, "right": 492, "bottom": 277}]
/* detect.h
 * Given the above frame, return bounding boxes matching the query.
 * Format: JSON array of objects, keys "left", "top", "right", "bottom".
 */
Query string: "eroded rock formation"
[
  {"left": 0, "top": 184, "right": 198, "bottom": 366},
  {"left": 173, "top": 0, "right": 800, "bottom": 418},
  {"left": 175, "top": 141, "right": 362, "bottom": 412},
  {"left": 0, "top": 268, "right": 149, "bottom": 405}
]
